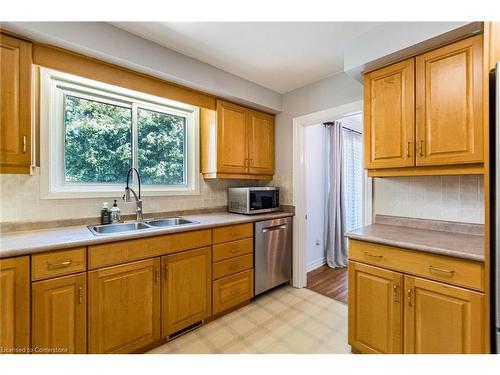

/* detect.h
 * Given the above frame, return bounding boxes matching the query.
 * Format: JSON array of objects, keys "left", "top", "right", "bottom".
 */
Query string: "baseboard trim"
[{"left": 307, "top": 257, "right": 326, "bottom": 272}]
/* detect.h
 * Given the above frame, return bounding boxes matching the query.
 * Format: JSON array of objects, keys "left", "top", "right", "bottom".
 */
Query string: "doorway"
[{"left": 291, "top": 101, "right": 372, "bottom": 297}]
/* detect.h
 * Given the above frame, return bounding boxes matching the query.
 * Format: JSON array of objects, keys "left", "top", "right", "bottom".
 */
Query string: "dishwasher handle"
[{"left": 262, "top": 224, "right": 288, "bottom": 233}]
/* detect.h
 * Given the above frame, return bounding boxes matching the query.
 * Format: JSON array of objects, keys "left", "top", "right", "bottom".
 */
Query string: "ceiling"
[{"left": 110, "top": 22, "right": 382, "bottom": 94}]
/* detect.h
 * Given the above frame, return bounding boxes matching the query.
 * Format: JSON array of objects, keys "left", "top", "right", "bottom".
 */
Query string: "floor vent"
[{"left": 168, "top": 321, "right": 204, "bottom": 341}]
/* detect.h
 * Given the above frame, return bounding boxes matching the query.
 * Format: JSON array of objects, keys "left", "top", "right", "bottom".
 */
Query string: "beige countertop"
[
  {"left": 0, "top": 211, "right": 293, "bottom": 259},
  {"left": 345, "top": 223, "right": 485, "bottom": 262}
]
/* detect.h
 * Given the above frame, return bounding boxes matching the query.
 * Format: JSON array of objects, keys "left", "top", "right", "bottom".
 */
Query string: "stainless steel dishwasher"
[{"left": 254, "top": 217, "right": 292, "bottom": 295}]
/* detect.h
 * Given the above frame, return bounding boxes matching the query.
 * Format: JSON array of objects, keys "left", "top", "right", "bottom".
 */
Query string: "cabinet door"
[
  {"left": 0, "top": 256, "right": 30, "bottom": 353},
  {"left": 247, "top": 110, "right": 274, "bottom": 175},
  {"left": 415, "top": 35, "right": 483, "bottom": 166},
  {"left": 32, "top": 273, "right": 86, "bottom": 354},
  {"left": 0, "top": 34, "right": 32, "bottom": 173},
  {"left": 161, "top": 247, "right": 211, "bottom": 336},
  {"left": 404, "top": 275, "right": 485, "bottom": 354},
  {"left": 348, "top": 261, "right": 403, "bottom": 354},
  {"left": 216, "top": 100, "right": 248, "bottom": 174},
  {"left": 89, "top": 258, "right": 161, "bottom": 354},
  {"left": 364, "top": 58, "right": 415, "bottom": 169}
]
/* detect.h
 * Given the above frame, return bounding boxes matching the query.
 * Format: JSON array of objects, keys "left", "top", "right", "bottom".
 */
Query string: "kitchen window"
[{"left": 40, "top": 68, "right": 199, "bottom": 199}]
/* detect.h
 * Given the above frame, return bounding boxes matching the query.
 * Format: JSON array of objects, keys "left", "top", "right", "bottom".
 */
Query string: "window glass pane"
[
  {"left": 343, "top": 128, "right": 363, "bottom": 231},
  {"left": 137, "top": 108, "right": 186, "bottom": 185},
  {"left": 64, "top": 95, "right": 132, "bottom": 183}
]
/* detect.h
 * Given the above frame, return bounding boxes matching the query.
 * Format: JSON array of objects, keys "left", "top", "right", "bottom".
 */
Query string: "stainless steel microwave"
[{"left": 228, "top": 187, "right": 280, "bottom": 214}]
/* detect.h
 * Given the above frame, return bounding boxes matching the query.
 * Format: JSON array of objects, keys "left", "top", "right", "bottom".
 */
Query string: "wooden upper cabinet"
[
  {"left": 0, "top": 256, "right": 30, "bottom": 353},
  {"left": 415, "top": 35, "right": 483, "bottom": 166},
  {"left": 404, "top": 275, "right": 485, "bottom": 354},
  {"left": 247, "top": 110, "right": 274, "bottom": 175},
  {"left": 0, "top": 34, "right": 32, "bottom": 174},
  {"left": 201, "top": 99, "right": 275, "bottom": 179},
  {"left": 88, "top": 258, "right": 161, "bottom": 354},
  {"left": 161, "top": 247, "right": 211, "bottom": 336},
  {"left": 348, "top": 261, "right": 403, "bottom": 354},
  {"left": 364, "top": 58, "right": 415, "bottom": 169},
  {"left": 217, "top": 100, "right": 248, "bottom": 174},
  {"left": 32, "top": 273, "right": 87, "bottom": 354}
]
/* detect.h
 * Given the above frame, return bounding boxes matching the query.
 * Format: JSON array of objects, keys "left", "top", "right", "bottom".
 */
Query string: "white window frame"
[{"left": 40, "top": 67, "right": 200, "bottom": 199}]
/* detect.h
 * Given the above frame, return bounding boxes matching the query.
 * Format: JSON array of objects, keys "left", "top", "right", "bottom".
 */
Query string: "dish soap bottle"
[
  {"left": 100, "top": 202, "right": 111, "bottom": 225},
  {"left": 110, "top": 200, "right": 121, "bottom": 223}
]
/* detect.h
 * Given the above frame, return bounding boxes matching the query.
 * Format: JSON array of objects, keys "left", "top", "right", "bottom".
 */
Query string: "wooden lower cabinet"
[
  {"left": 161, "top": 247, "right": 211, "bottom": 336},
  {"left": 404, "top": 275, "right": 484, "bottom": 354},
  {"left": 0, "top": 256, "right": 30, "bottom": 353},
  {"left": 348, "top": 261, "right": 403, "bottom": 354},
  {"left": 88, "top": 258, "right": 161, "bottom": 354},
  {"left": 213, "top": 269, "right": 254, "bottom": 315},
  {"left": 32, "top": 273, "right": 87, "bottom": 354}
]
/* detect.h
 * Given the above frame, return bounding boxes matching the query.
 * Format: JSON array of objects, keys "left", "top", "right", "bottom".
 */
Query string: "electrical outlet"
[{"left": 315, "top": 239, "right": 321, "bottom": 247}]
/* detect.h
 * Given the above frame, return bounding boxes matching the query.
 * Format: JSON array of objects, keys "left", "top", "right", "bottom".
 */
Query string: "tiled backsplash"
[
  {"left": 0, "top": 168, "right": 291, "bottom": 224},
  {"left": 373, "top": 175, "right": 484, "bottom": 224}
]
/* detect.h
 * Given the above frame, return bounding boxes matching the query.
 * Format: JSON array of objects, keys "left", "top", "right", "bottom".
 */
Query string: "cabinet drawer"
[
  {"left": 32, "top": 247, "right": 86, "bottom": 281},
  {"left": 349, "top": 240, "right": 484, "bottom": 291},
  {"left": 213, "top": 269, "right": 254, "bottom": 314},
  {"left": 212, "top": 238, "right": 253, "bottom": 262},
  {"left": 88, "top": 229, "right": 211, "bottom": 269},
  {"left": 212, "top": 223, "right": 253, "bottom": 244},
  {"left": 213, "top": 254, "right": 253, "bottom": 280}
]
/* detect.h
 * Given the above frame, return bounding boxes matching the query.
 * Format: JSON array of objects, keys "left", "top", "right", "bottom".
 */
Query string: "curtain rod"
[{"left": 323, "top": 121, "right": 362, "bottom": 135}]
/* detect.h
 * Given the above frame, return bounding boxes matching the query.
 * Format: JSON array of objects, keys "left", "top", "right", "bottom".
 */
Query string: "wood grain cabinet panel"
[
  {"left": 0, "top": 256, "right": 30, "bottom": 353},
  {"left": 0, "top": 33, "right": 32, "bottom": 174},
  {"left": 161, "top": 247, "right": 211, "bottom": 336},
  {"left": 364, "top": 58, "right": 415, "bottom": 169},
  {"left": 348, "top": 261, "right": 403, "bottom": 354},
  {"left": 32, "top": 273, "right": 87, "bottom": 354},
  {"left": 247, "top": 110, "right": 275, "bottom": 175},
  {"left": 213, "top": 269, "right": 254, "bottom": 315},
  {"left": 31, "top": 247, "right": 86, "bottom": 281},
  {"left": 201, "top": 99, "right": 275, "bottom": 179},
  {"left": 415, "top": 35, "right": 483, "bottom": 166},
  {"left": 404, "top": 275, "right": 485, "bottom": 353},
  {"left": 88, "top": 258, "right": 161, "bottom": 354},
  {"left": 212, "top": 223, "right": 253, "bottom": 244}
]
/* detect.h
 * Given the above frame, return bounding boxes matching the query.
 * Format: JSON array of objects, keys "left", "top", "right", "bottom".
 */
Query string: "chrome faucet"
[{"left": 123, "top": 168, "right": 143, "bottom": 221}]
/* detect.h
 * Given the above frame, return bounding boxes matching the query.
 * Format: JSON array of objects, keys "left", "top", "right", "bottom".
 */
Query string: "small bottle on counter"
[
  {"left": 101, "top": 202, "right": 112, "bottom": 225},
  {"left": 110, "top": 199, "right": 121, "bottom": 223}
]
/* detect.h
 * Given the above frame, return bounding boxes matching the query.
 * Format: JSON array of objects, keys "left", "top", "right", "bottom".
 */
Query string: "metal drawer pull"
[
  {"left": 406, "top": 141, "right": 411, "bottom": 157},
  {"left": 428, "top": 265, "right": 455, "bottom": 276},
  {"left": 230, "top": 231, "right": 240, "bottom": 236},
  {"left": 230, "top": 264, "right": 240, "bottom": 270},
  {"left": 231, "top": 288, "right": 241, "bottom": 296},
  {"left": 47, "top": 260, "right": 72, "bottom": 270},
  {"left": 262, "top": 224, "right": 287, "bottom": 233},
  {"left": 363, "top": 251, "right": 383, "bottom": 259},
  {"left": 230, "top": 248, "right": 240, "bottom": 253},
  {"left": 154, "top": 267, "right": 159, "bottom": 283},
  {"left": 407, "top": 288, "right": 413, "bottom": 307},
  {"left": 164, "top": 265, "right": 169, "bottom": 280},
  {"left": 22, "top": 135, "right": 27, "bottom": 153},
  {"left": 418, "top": 140, "right": 424, "bottom": 156}
]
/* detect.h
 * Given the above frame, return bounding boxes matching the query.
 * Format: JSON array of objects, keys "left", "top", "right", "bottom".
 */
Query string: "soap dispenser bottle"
[
  {"left": 110, "top": 199, "right": 121, "bottom": 223},
  {"left": 100, "top": 202, "right": 111, "bottom": 225}
]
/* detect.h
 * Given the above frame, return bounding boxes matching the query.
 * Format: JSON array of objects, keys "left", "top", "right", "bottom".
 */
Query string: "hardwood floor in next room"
[{"left": 307, "top": 265, "right": 348, "bottom": 304}]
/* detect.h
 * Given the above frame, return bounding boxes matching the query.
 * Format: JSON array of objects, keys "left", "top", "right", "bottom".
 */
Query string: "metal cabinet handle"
[
  {"left": 154, "top": 267, "right": 159, "bottom": 283},
  {"left": 164, "top": 264, "right": 169, "bottom": 280},
  {"left": 406, "top": 141, "right": 411, "bottom": 157},
  {"left": 393, "top": 284, "right": 399, "bottom": 302},
  {"left": 77, "top": 286, "right": 83, "bottom": 305},
  {"left": 231, "top": 288, "right": 241, "bottom": 296},
  {"left": 363, "top": 251, "right": 383, "bottom": 260},
  {"left": 230, "top": 264, "right": 240, "bottom": 271},
  {"left": 230, "top": 230, "right": 240, "bottom": 237},
  {"left": 418, "top": 140, "right": 424, "bottom": 156},
  {"left": 428, "top": 265, "right": 455, "bottom": 277},
  {"left": 230, "top": 248, "right": 240, "bottom": 253},
  {"left": 407, "top": 288, "right": 413, "bottom": 307},
  {"left": 262, "top": 224, "right": 287, "bottom": 233},
  {"left": 22, "top": 135, "right": 27, "bottom": 153},
  {"left": 47, "top": 260, "right": 72, "bottom": 270}
]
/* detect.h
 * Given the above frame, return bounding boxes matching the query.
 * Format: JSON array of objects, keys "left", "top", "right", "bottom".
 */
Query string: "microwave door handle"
[{"left": 262, "top": 224, "right": 287, "bottom": 233}]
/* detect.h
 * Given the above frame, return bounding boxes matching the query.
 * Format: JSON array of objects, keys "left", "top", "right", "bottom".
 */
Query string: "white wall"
[
  {"left": 373, "top": 175, "right": 484, "bottom": 224},
  {"left": 304, "top": 124, "right": 326, "bottom": 270},
  {"left": 272, "top": 72, "right": 364, "bottom": 205},
  {"left": 2, "top": 22, "right": 282, "bottom": 113}
]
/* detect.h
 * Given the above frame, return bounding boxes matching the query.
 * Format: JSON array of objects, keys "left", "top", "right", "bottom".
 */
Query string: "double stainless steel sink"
[{"left": 88, "top": 217, "right": 199, "bottom": 236}]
